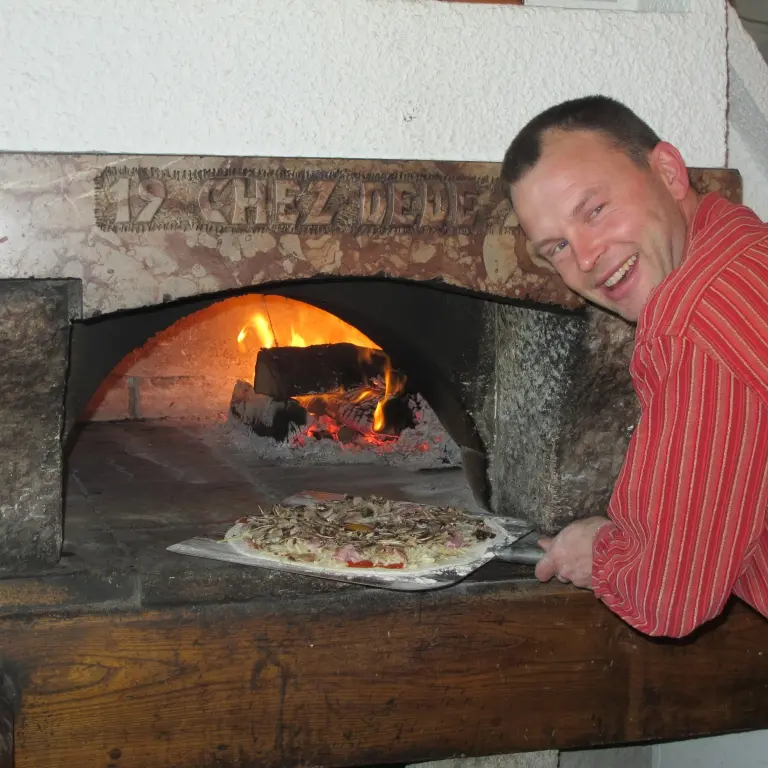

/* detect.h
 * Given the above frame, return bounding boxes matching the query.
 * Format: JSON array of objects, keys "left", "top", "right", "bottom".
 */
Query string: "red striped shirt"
[{"left": 592, "top": 192, "right": 768, "bottom": 637}]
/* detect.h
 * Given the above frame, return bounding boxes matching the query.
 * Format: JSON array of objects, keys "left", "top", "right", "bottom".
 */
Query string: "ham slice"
[{"left": 334, "top": 543, "right": 364, "bottom": 563}]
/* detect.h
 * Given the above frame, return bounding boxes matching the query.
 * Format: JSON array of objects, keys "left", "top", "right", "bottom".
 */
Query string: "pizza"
[{"left": 224, "top": 495, "right": 498, "bottom": 571}]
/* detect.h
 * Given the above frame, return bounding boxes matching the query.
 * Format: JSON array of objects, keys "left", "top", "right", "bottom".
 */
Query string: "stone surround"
[{"left": 0, "top": 154, "right": 741, "bottom": 317}]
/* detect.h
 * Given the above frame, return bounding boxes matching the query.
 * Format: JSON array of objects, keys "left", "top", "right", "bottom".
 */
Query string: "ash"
[{"left": 210, "top": 393, "right": 461, "bottom": 470}]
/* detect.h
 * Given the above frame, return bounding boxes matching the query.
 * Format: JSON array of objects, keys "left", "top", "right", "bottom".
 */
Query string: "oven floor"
[{"left": 51, "top": 421, "right": 531, "bottom": 613}]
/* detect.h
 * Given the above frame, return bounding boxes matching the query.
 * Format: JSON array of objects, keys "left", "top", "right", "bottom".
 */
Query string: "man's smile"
[{"left": 601, "top": 252, "right": 638, "bottom": 290}]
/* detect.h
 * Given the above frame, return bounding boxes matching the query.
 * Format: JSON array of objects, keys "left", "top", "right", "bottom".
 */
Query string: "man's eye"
[
  {"left": 552, "top": 240, "right": 568, "bottom": 256},
  {"left": 588, "top": 205, "right": 604, "bottom": 220}
]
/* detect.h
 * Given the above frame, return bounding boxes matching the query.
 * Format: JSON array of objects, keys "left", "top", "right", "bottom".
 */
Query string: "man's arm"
[{"left": 590, "top": 336, "right": 768, "bottom": 637}]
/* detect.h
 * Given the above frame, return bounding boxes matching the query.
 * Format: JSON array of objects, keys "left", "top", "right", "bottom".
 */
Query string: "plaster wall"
[
  {"left": 727, "top": 2, "right": 768, "bottom": 218},
  {"left": 0, "top": 0, "right": 726, "bottom": 165}
]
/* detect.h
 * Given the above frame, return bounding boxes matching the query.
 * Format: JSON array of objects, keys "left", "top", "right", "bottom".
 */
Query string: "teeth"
[{"left": 604, "top": 254, "right": 638, "bottom": 288}]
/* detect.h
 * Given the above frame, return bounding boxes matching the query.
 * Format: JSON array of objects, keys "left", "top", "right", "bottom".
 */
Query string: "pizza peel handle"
[
  {"left": 492, "top": 532, "right": 544, "bottom": 565},
  {"left": 480, "top": 516, "right": 544, "bottom": 566}
]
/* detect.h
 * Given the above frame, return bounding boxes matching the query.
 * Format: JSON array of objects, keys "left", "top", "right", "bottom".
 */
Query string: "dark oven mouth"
[
  {"left": 73, "top": 282, "right": 493, "bottom": 469},
  {"left": 67, "top": 278, "right": 500, "bottom": 509}
]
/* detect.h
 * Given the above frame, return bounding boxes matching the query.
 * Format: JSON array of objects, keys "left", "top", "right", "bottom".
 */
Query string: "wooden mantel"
[{"left": 1, "top": 569, "right": 767, "bottom": 767}]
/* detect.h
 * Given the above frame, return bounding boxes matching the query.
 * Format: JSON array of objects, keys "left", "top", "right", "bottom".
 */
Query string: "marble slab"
[{"left": 0, "top": 153, "right": 741, "bottom": 318}]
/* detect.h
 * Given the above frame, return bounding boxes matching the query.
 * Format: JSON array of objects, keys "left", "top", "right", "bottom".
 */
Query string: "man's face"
[{"left": 511, "top": 130, "right": 690, "bottom": 322}]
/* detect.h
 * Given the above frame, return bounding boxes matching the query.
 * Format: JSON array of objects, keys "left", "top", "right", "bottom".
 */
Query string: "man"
[{"left": 501, "top": 95, "right": 768, "bottom": 638}]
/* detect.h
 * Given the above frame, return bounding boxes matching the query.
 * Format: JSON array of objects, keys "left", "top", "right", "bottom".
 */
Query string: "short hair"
[{"left": 501, "top": 95, "right": 662, "bottom": 186}]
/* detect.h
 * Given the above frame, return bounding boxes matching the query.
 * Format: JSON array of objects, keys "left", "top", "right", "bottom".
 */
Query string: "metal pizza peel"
[{"left": 168, "top": 490, "right": 543, "bottom": 592}]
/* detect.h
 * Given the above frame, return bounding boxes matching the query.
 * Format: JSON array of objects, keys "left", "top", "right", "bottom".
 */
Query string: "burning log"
[
  {"left": 301, "top": 385, "right": 380, "bottom": 436},
  {"left": 373, "top": 394, "right": 415, "bottom": 435},
  {"left": 333, "top": 387, "right": 381, "bottom": 434},
  {"left": 301, "top": 381, "right": 415, "bottom": 438},
  {"left": 228, "top": 380, "right": 307, "bottom": 441},
  {"left": 253, "top": 343, "right": 388, "bottom": 401}
]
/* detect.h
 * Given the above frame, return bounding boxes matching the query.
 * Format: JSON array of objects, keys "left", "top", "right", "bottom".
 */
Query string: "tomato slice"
[{"left": 346, "top": 560, "right": 406, "bottom": 569}]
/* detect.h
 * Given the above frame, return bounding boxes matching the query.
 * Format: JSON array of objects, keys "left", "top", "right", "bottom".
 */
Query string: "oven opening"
[{"left": 82, "top": 292, "right": 460, "bottom": 469}]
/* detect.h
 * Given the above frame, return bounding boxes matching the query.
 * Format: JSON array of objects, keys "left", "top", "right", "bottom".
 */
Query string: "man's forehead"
[
  {"left": 541, "top": 127, "right": 617, "bottom": 156},
  {"left": 530, "top": 131, "right": 625, "bottom": 180},
  {"left": 511, "top": 131, "right": 626, "bottom": 208}
]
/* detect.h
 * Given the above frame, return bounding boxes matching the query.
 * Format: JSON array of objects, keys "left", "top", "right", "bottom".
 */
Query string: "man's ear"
[{"left": 649, "top": 141, "right": 691, "bottom": 201}]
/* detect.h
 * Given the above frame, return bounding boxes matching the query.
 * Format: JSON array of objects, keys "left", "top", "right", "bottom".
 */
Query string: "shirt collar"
[{"left": 682, "top": 191, "right": 731, "bottom": 266}]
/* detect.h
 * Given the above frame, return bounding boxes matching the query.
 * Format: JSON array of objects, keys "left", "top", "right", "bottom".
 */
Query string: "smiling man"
[{"left": 502, "top": 95, "right": 768, "bottom": 637}]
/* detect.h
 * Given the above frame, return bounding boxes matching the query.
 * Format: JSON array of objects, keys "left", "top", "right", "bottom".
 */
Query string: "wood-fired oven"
[{"left": 0, "top": 153, "right": 765, "bottom": 768}]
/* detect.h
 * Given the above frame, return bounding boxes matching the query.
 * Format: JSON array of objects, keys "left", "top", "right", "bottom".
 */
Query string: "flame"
[
  {"left": 238, "top": 312, "right": 275, "bottom": 351},
  {"left": 237, "top": 296, "right": 379, "bottom": 352},
  {"left": 372, "top": 360, "right": 407, "bottom": 433},
  {"left": 354, "top": 388, "right": 375, "bottom": 403},
  {"left": 236, "top": 295, "right": 409, "bottom": 441}
]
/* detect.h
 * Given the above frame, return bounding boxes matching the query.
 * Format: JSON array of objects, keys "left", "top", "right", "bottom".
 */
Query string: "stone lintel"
[{"left": 0, "top": 152, "right": 741, "bottom": 318}]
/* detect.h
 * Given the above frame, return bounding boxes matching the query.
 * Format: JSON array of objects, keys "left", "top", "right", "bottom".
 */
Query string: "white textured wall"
[
  {"left": 640, "top": 1, "right": 690, "bottom": 10},
  {"left": 0, "top": 0, "right": 726, "bottom": 165},
  {"left": 728, "top": 3, "right": 768, "bottom": 219},
  {"left": 729, "top": 126, "right": 768, "bottom": 219},
  {"left": 733, "top": 0, "right": 768, "bottom": 63}
]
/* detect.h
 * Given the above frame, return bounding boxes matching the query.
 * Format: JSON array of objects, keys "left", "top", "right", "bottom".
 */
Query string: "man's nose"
[{"left": 572, "top": 233, "right": 602, "bottom": 273}]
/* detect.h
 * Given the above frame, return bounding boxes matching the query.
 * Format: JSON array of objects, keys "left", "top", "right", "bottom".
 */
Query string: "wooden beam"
[{"left": 4, "top": 583, "right": 768, "bottom": 767}]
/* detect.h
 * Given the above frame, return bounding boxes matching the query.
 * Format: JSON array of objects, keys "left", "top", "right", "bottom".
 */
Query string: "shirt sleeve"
[{"left": 592, "top": 335, "right": 768, "bottom": 638}]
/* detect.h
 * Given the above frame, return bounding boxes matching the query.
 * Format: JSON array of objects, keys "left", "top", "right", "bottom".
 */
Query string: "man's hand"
[{"left": 534, "top": 516, "right": 614, "bottom": 589}]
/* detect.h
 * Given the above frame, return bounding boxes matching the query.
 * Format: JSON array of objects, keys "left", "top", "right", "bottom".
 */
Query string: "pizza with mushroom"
[{"left": 224, "top": 495, "right": 497, "bottom": 571}]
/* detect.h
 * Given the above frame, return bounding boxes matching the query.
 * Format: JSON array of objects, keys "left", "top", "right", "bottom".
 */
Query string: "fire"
[
  {"left": 237, "top": 296, "right": 378, "bottom": 352},
  {"left": 238, "top": 313, "right": 275, "bottom": 349},
  {"left": 372, "top": 361, "right": 407, "bottom": 433},
  {"left": 236, "top": 295, "right": 407, "bottom": 443}
]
